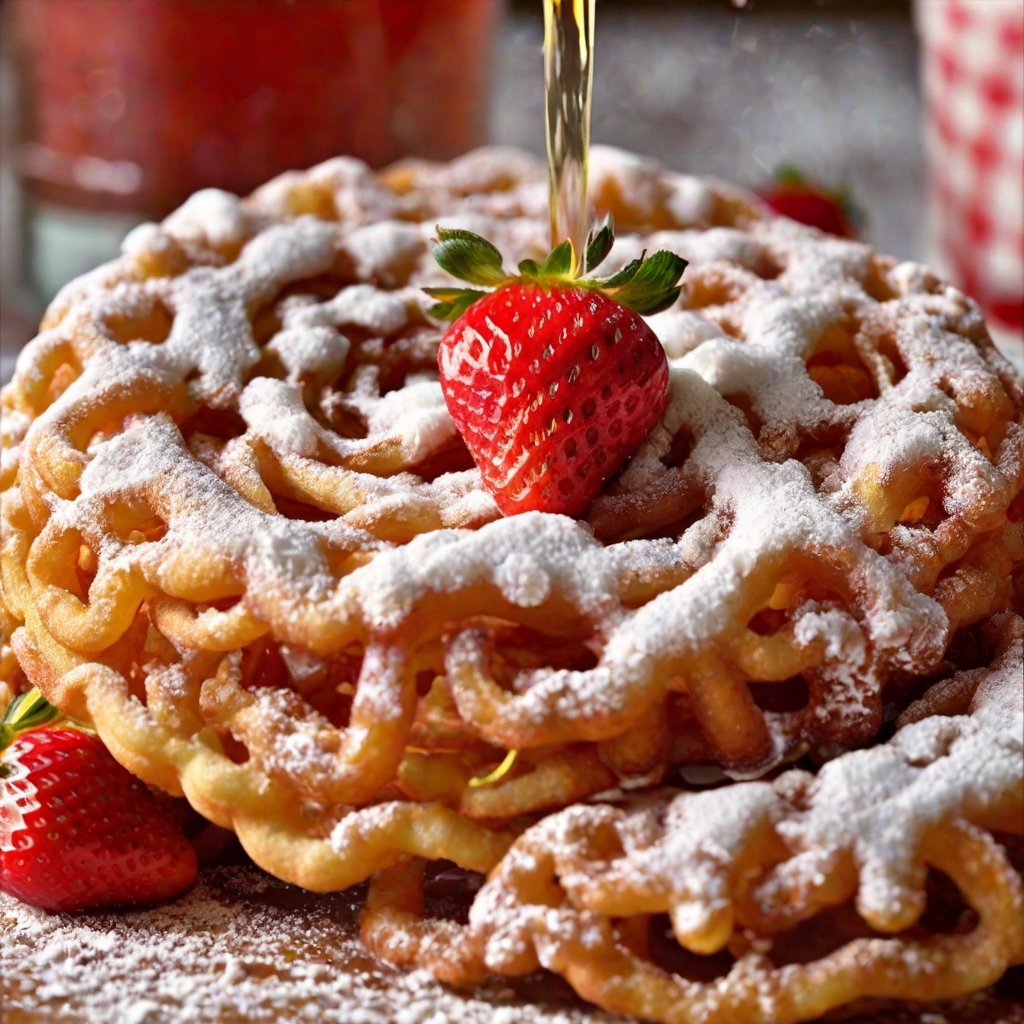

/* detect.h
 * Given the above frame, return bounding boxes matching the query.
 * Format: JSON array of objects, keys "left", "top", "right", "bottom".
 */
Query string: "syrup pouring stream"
[{"left": 544, "top": 0, "right": 596, "bottom": 271}]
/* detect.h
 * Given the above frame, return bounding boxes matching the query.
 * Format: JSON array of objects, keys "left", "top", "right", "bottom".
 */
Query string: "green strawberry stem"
[
  {"left": 425, "top": 219, "right": 687, "bottom": 322},
  {"left": 0, "top": 688, "right": 60, "bottom": 754}
]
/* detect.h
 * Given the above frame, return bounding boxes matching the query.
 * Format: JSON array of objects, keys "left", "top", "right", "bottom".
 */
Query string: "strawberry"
[
  {"left": 759, "top": 166, "right": 862, "bottom": 239},
  {"left": 0, "top": 689, "right": 197, "bottom": 912},
  {"left": 426, "top": 222, "right": 686, "bottom": 517}
]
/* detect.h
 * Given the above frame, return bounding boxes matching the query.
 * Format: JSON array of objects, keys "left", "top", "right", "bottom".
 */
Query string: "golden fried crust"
[{"left": 1, "top": 145, "right": 1022, "bottom": 1024}]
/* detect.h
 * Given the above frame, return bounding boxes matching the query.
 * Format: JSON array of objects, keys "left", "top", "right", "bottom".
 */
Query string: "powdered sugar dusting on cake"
[
  {"left": 454, "top": 621, "right": 1022, "bottom": 1009},
  {"left": 1, "top": 148, "right": 1021, "bottom": 1018},
  {"left": 7, "top": 145, "right": 1019, "bottom": 786}
]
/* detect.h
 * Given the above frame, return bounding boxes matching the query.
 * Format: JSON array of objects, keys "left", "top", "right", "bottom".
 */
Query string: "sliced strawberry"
[
  {"left": 0, "top": 689, "right": 197, "bottom": 912},
  {"left": 427, "top": 222, "right": 685, "bottom": 517}
]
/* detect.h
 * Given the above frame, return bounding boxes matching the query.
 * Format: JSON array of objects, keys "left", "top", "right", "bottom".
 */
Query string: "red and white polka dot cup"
[{"left": 916, "top": 0, "right": 1024, "bottom": 371}]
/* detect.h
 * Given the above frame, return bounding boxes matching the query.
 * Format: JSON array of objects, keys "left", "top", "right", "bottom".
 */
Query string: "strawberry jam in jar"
[{"left": 10, "top": 0, "right": 501, "bottom": 299}]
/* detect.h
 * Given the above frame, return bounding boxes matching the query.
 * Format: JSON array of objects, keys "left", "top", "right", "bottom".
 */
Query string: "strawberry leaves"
[
  {"left": 584, "top": 219, "right": 614, "bottom": 273},
  {"left": 540, "top": 239, "right": 576, "bottom": 277},
  {"left": 425, "top": 219, "right": 687, "bottom": 322},
  {"left": 430, "top": 227, "right": 508, "bottom": 286},
  {"left": 0, "top": 688, "right": 59, "bottom": 758},
  {"left": 422, "top": 286, "right": 489, "bottom": 321},
  {"left": 518, "top": 239, "right": 576, "bottom": 282},
  {"left": 600, "top": 249, "right": 687, "bottom": 315},
  {"left": 423, "top": 226, "right": 512, "bottom": 319}
]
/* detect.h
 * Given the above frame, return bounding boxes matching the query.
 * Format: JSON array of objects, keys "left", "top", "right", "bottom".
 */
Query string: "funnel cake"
[
  {"left": 362, "top": 613, "right": 1024, "bottom": 1022},
  {"left": 1, "top": 146, "right": 1022, "bottom": 1022}
]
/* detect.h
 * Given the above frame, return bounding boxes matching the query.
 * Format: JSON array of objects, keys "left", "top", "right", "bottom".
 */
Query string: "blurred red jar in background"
[{"left": 9, "top": 0, "right": 501, "bottom": 299}]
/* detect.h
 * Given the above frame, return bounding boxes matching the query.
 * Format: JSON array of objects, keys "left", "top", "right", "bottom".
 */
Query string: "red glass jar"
[
  {"left": 14, "top": 0, "right": 501, "bottom": 212},
  {"left": 8, "top": 0, "right": 501, "bottom": 301}
]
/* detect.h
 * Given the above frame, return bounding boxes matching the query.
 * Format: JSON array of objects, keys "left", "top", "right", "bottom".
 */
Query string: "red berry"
[
  {"left": 762, "top": 189, "right": 853, "bottom": 238},
  {"left": 760, "top": 169, "right": 858, "bottom": 239},
  {"left": 426, "top": 224, "right": 683, "bottom": 518},
  {"left": 0, "top": 727, "right": 198, "bottom": 912},
  {"left": 438, "top": 282, "right": 670, "bottom": 518}
]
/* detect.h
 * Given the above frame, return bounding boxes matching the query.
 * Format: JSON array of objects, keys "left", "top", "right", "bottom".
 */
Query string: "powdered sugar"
[
  {"left": 7, "top": 145, "right": 1019, "bottom": 788},
  {"left": 1, "top": 147, "right": 1021, "bottom": 1024},
  {"left": 1, "top": 864, "right": 623, "bottom": 1024}
]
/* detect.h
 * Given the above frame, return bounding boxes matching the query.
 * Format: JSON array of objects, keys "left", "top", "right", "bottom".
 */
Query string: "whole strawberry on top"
[
  {"left": 0, "top": 688, "right": 197, "bottom": 912},
  {"left": 427, "top": 222, "right": 686, "bottom": 518}
]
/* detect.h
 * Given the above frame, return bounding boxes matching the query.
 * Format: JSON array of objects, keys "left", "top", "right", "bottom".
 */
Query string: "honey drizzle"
[{"left": 543, "top": 0, "right": 595, "bottom": 273}]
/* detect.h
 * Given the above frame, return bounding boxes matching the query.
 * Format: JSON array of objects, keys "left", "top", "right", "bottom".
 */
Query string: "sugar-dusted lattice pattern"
[
  {"left": 1, "top": 145, "right": 1021, "bottom": 1023},
  {"left": 362, "top": 615, "right": 1024, "bottom": 1023}
]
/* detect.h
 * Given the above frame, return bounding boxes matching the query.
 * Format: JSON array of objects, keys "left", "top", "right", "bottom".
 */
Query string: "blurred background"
[{"left": 0, "top": 0, "right": 1021, "bottom": 380}]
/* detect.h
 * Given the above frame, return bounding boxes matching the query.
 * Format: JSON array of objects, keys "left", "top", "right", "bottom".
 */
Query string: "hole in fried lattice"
[
  {"left": 704, "top": 310, "right": 745, "bottom": 340},
  {"left": 805, "top": 323, "right": 877, "bottom": 405},
  {"left": 939, "top": 380, "right": 1012, "bottom": 459},
  {"left": 909, "top": 867, "right": 976, "bottom": 938},
  {"left": 875, "top": 329, "right": 909, "bottom": 386},
  {"left": 485, "top": 625, "right": 600, "bottom": 686},
  {"left": 187, "top": 432, "right": 226, "bottom": 471},
  {"left": 748, "top": 677, "right": 810, "bottom": 714},
  {"left": 754, "top": 257, "right": 783, "bottom": 281},
  {"left": 763, "top": 902, "right": 878, "bottom": 967},
  {"left": 993, "top": 832, "right": 1024, "bottom": 1002},
  {"left": 47, "top": 362, "right": 80, "bottom": 405},
  {"left": 996, "top": 831, "right": 1024, "bottom": 878},
  {"left": 946, "top": 619, "right": 1003, "bottom": 672},
  {"left": 251, "top": 346, "right": 288, "bottom": 383},
  {"left": 74, "top": 544, "right": 98, "bottom": 597},
  {"left": 85, "top": 418, "right": 127, "bottom": 454},
  {"left": 633, "top": 505, "right": 708, "bottom": 546},
  {"left": 723, "top": 392, "right": 764, "bottom": 438},
  {"left": 219, "top": 731, "right": 251, "bottom": 765},
  {"left": 272, "top": 494, "right": 340, "bottom": 522},
  {"left": 316, "top": 392, "right": 370, "bottom": 441},
  {"left": 585, "top": 470, "right": 709, "bottom": 542},
  {"left": 682, "top": 264, "right": 748, "bottom": 311},
  {"left": 747, "top": 607, "right": 787, "bottom": 637},
  {"left": 882, "top": 619, "right": 998, "bottom": 730},
  {"left": 660, "top": 426, "right": 694, "bottom": 469},
  {"left": 179, "top": 406, "right": 248, "bottom": 441},
  {"left": 239, "top": 636, "right": 358, "bottom": 729},
  {"left": 371, "top": 330, "right": 446, "bottom": 396},
  {"left": 239, "top": 636, "right": 290, "bottom": 690},
  {"left": 106, "top": 298, "right": 174, "bottom": 346},
  {"left": 795, "top": 443, "right": 844, "bottom": 491},
  {"left": 998, "top": 967, "right": 1024, "bottom": 1001},
  {"left": 644, "top": 913, "right": 736, "bottom": 982},
  {"left": 862, "top": 254, "right": 900, "bottom": 303},
  {"left": 251, "top": 304, "right": 283, "bottom": 348},
  {"left": 897, "top": 478, "right": 946, "bottom": 531},
  {"left": 421, "top": 860, "right": 486, "bottom": 925},
  {"left": 408, "top": 674, "right": 477, "bottom": 752},
  {"left": 111, "top": 515, "right": 168, "bottom": 547},
  {"left": 415, "top": 669, "right": 437, "bottom": 698},
  {"left": 412, "top": 436, "right": 476, "bottom": 482}
]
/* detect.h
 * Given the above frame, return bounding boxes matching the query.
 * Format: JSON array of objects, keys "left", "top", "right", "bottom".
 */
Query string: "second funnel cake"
[{"left": 1, "top": 145, "right": 1022, "bottom": 1023}]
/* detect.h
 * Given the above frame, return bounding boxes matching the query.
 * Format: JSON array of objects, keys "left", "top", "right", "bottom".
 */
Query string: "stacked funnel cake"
[{"left": 2, "top": 146, "right": 1022, "bottom": 1023}]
